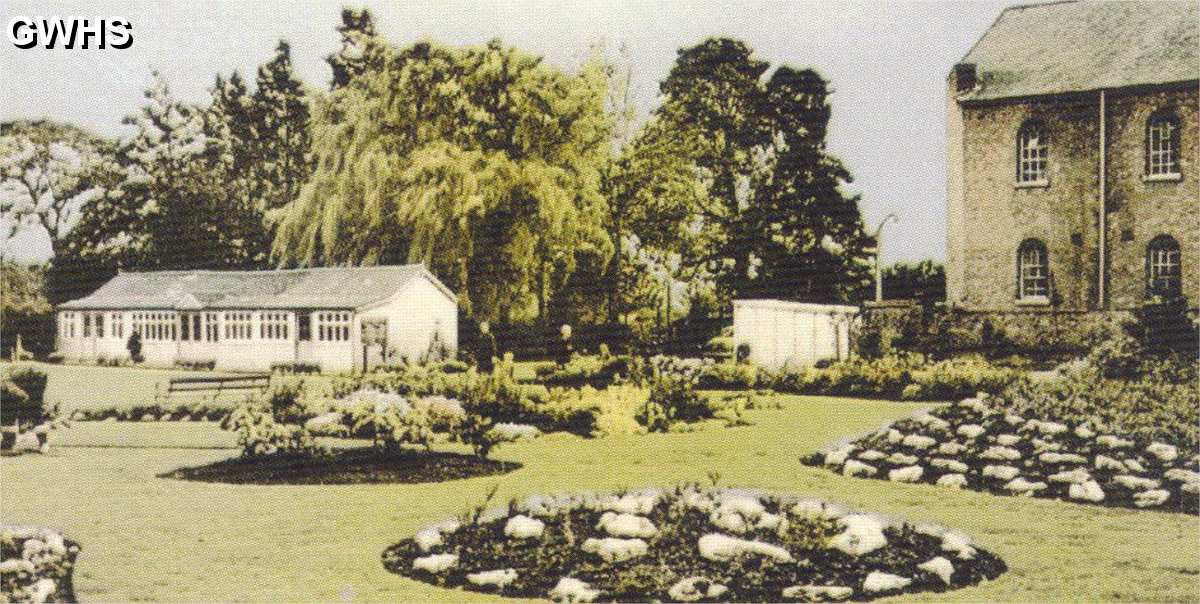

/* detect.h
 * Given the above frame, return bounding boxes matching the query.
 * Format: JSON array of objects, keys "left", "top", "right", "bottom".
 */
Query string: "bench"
[{"left": 155, "top": 374, "right": 270, "bottom": 403}]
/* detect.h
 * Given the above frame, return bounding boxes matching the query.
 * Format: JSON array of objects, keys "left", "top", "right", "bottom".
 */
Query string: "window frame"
[
  {"left": 1146, "top": 234, "right": 1182, "bottom": 298},
  {"left": 316, "top": 310, "right": 352, "bottom": 342},
  {"left": 223, "top": 311, "right": 254, "bottom": 341},
  {"left": 1016, "top": 239, "right": 1050, "bottom": 303},
  {"left": 1016, "top": 119, "right": 1049, "bottom": 186},
  {"left": 1145, "top": 110, "right": 1181, "bottom": 179}
]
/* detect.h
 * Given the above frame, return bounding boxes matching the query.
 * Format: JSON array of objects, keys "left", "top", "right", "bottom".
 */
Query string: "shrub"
[
  {"left": 271, "top": 361, "right": 321, "bottom": 374},
  {"left": 221, "top": 397, "right": 321, "bottom": 457},
  {"left": 765, "top": 354, "right": 1022, "bottom": 401},
  {"left": 697, "top": 362, "right": 758, "bottom": 390},
  {"left": 635, "top": 356, "right": 710, "bottom": 432},
  {"left": 534, "top": 354, "right": 632, "bottom": 389},
  {"left": 1, "top": 367, "right": 49, "bottom": 429},
  {"left": 453, "top": 413, "right": 500, "bottom": 460},
  {"left": 175, "top": 359, "right": 216, "bottom": 370},
  {"left": 703, "top": 335, "right": 733, "bottom": 360}
]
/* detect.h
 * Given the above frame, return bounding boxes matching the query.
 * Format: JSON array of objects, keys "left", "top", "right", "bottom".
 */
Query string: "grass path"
[{"left": 2, "top": 395, "right": 1198, "bottom": 602}]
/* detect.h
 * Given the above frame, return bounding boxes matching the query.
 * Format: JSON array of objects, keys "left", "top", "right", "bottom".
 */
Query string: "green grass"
[
  {"left": 3, "top": 394, "right": 1197, "bottom": 602},
  {"left": 0, "top": 361, "right": 336, "bottom": 412}
]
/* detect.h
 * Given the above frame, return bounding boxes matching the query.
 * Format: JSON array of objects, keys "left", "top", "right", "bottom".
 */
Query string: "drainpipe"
[{"left": 1098, "top": 89, "right": 1107, "bottom": 310}]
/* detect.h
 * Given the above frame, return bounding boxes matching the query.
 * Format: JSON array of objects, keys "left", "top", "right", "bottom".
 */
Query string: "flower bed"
[
  {"left": 804, "top": 394, "right": 1200, "bottom": 514},
  {"left": 161, "top": 448, "right": 519, "bottom": 485},
  {"left": 382, "top": 486, "right": 1006, "bottom": 602},
  {"left": 0, "top": 526, "right": 80, "bottom": 603}
]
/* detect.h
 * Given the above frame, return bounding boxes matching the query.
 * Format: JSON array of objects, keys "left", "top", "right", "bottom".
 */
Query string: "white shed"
[
  {"left": 56, "top": 265, "right": 458, "bottom": 373},
  {"left": 732, "top": 299, "right": 857, "bottom": 370}
]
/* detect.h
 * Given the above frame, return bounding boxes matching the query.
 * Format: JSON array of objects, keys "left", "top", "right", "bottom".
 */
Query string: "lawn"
[{"left": 2, "top": 393, "right": 1197, "bottom": 602}]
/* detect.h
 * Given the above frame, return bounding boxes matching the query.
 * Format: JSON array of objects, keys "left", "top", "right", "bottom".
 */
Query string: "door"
[{"left": 360, "top": 319, "right": 388, "bottom": 369}]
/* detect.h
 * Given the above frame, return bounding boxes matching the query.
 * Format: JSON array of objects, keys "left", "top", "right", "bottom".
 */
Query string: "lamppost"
[{"left": 873, "top": 213, "right": 899, "bottom": 303}]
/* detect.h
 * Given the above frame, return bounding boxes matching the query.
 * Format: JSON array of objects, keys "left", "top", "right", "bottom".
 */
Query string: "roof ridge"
[{"left": 119, "top": 264, "right": 425, "bottom": 276}]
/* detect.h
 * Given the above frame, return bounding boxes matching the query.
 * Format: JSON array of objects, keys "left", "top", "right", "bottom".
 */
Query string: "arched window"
[
  {"left": 1017, "top": 120, "right": 1048, "bottom": 183},
  {"left": 1146, "top": 111, "right": 1181, "bottom": 177},
  {"left": 1147, "top": 235, "right": 1182, "bottom": 297},
  {"left": 1017, "top": 239, "right": 1049, "bottom": 300}
]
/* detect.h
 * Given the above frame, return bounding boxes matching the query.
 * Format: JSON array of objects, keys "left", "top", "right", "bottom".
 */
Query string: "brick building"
[{"left": 946, "top": 1, "right": 1198, "bottom": 318}]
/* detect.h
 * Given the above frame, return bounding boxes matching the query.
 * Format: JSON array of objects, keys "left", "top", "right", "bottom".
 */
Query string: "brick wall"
[{"left": 946, "top": 78, "right": 1198, "bottom": 313}]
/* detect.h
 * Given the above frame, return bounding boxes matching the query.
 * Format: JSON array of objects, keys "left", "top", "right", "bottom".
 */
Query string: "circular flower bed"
[
  {"left": 382, "top": 486, "right": 1006, "bottom": 602},
  {"left": 162, "top": 448, "right": 519, "bottom": 485},
  {"left": 803, "top": 395, "right": 1200, "bottom": 514},
  {"left": 1, "top": 525, "right": 80, "bottom": 603}
]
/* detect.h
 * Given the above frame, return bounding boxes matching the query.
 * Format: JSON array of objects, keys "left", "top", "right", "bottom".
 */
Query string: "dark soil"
[{"left": 161, "top": 448, "right": 520, "bottom": 485}]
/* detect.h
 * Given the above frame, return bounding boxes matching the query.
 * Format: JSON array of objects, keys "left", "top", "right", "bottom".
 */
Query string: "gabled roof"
[
  {"left": 957, "top": 1, "right": 1199, "bottom": 102},
  {"left": 57, "top": 265, "right": 456, "bottom": 311}
]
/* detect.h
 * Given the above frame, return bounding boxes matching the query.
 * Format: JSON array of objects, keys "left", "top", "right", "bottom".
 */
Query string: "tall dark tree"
[
  {"left": 253, "top": 40, "right": 312, "bottom": 215},
  {"left": 642, "top": 38, "right": 871, "bottom": 304},
  {"left": 326, "top": 8, "right": 381, "bottom": 89}
]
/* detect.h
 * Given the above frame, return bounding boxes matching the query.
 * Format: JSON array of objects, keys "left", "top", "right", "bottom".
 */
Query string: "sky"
[{"left": 1, "top": 0, "right": 1015, "bottom": 264}]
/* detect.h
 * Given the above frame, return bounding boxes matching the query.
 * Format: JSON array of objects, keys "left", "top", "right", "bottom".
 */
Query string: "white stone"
[
  {"left": 13, "top": 431, "right": 40, "bottom": 453},
  {"left": 504, "top": 515, "right": 545, "bottom": 539},
  {"left": 1094, "top": 455, "right": 1126, "bottom": 471},
  {"left": 790, "top": 499, "right": 845, "bottom": 521},
  {"left": 1134, "top": 489, "right": 1171, "bottom": 508},
  {"left": 549, "top": 577, "right": 601, "bottom": 603},
  {"left": 1097, "top": 435, "right": 1134, "bottom": 449},
  {"left": 1004, "top": 477, "right": 1048, "bottom": 495},
  {"left": 1074, "top": 425, "right": 1096, "bottom": 439},
  {"left": 413, "top": 527, "right": 443, "bottom": 552},
  {"left": 1039, "top": 452, "right": 1087, "bottom": 465},
  {"left": 489, "top": 422, "right": 541, "bottom": 441},
  {"left": 902, "top": 434, "right": 937, "bottom": 450},
  {"left": 581, "top": 537, "right": 648, "bottom": 563},
  {"left": 698, "top": 533, "right": 793, "bottom": 562},
  {"left": 782, "top": 585, "right": 853, "bottom": 601},
  {"left": 936, "top": 473, "right": 968, "bottom": 488},
  {"left": 1165, "top": 469, "right": 1200, "bottom": 485},
  {"left": 755, "top": 512, "right": 788, "bottom": 532},
  {"left": 1036, "top": 420, "right": 1068, "bottom": 435},
  {"left": 843, "top": 460, "right": 878, "bottom": 477},
  {"left": 303, "top": 412, "right": 347, "bottom": 436},
  {"left": 857, "top": 449, "right": 887, "bottom": 461},
  {"left": 669, "top": 577, "right": 728, "bottom": 602},
  {"left": 940, "top": 530, "right": 977, "bottom": 560},
  {"left": 981, "top": 446, "right": 1022, "bottom": 461},
  {"left": 957, "top": 424, "right": 986, "bottom": 439},
  {"left": 824, "top": 445, "right": 854, "bottom": 467},
  {"left": 1146, "top": 442, "right": 1179, "bottom": 462},
  {"left": 887, "top": 452, "right": 919, "bottom": 465},
  {"left": 1032, "top": 438, "right": 1062, "bottom": 452},
  {"left": 995, "top": 434, "right": 1021, "bottom": 446},
  {"left": 1069, "top": 480, "right": 1106, "bottom": 503},
  {"left": 1003, "top": 413, "right": 1025, "bottom": 426},
  {"left": 1123, "top": 459, "right": 1147, "bottom": 473},
  {"left": 467, "top": 569, "right": 518, "bottom": 589},
  {"left": 412, "top": 553, "right": 457, "bottom": 574},
  {"left": 938, "top": 442, "right": 968, "bottom": 455},
  {"left": 918, "top": 556, "right": 955, "bottom": 585},
  {"left": 709, "top": 511, "right": 750, "bottom": 534},
  {"left": 888, "top": 465, "right": 924, "bottom": 483},
  {"left": 596, "top": 512, "right": 657, "bottom": 539},
  {"left": 1047, "top": 468, "right": 1091, "bottom": 484},
  {"left": 958, "top": 397, "right": 989, "bottom": 414},
  {"left": 863, "top": 571, "right": 912, "bottom": 593},
  {"left": 0, "top": 558, "right": 36, "bottom": 574},
  {"left": 914, "top": 413, "right": 951, "bottom": 431},
  {"left": 1112, "top": 475, "right": 1160, "bottom": 491},
  {"left": 886, "top": 429, "right": 905, "bottom": 444},
  {"left": 930, "top": 458, "right": 969, "bottom": 473},
  {"left": 28, "top": 578, "right": 56, "bottom": 604},
  {"left": 829, "top": 515, "right": 888, "bottom": 556},
  {"left": 607, "top": 491, "right": 661, "bottom": 515},
  {"left": 982, "top": 465, "right": 1020, "bottom": 481},
  {"left": 716, "top": 493, "right": 766, "bottom": 519}
]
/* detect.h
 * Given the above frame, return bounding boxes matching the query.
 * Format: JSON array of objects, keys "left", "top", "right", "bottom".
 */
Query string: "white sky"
[{"left": 1, "top": 0, "right": 1015, "bottom": 264}]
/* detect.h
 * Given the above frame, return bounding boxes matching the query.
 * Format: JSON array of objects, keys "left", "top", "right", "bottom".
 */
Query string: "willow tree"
[{"left": 272, "top": 38, "right": 611, "bottom": 322}]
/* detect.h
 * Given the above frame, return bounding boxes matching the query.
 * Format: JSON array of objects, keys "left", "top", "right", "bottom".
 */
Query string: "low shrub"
[
  {"left": 766, "top": 354, "right": 1023, "bottom": 402},
  {"left": 220, "top": 396, "right": 322, "bottom": 458},
  {"left": 175, "top": 359, "right": 216, "bottom": 371},
  {"left": 72, "top": 402, "right": 230, "bottom": 422},
  {"left": 0, "top": 526, "right": 81, "bottom": 602},
  {"left": 271, "top": 361, "right": 321, "bottom": 374},
  {"left": 697, "top": 362, "right": 759, "bottom": 391},
  {"left": 703, "top": 335, "right": 733, "bottom": 360},
  {"left": 635, "top": 356, "right": 712, "bottom": 432},
  {"left": 533, "top": 354, "right": 633, "bottom": 389},
  {"left": 383, "top": 486, "right": 1006, "bottom": 602}
]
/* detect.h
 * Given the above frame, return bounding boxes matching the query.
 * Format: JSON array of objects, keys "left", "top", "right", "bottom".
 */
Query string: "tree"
[
  {"left": 0, "top": 261, "right": 53, "bottom": 357},
  {"left": 326, "top": 8, "right": 381, "bottom": 89},
  {"left": 640, "top": 38, "right": 871, "bottom": 305},
  {"left": 252, "top": 40, "right": 312, "bottom": 215},
  {"left": 881, "top": 260, "right": 946, "bottom": 305},
  {"left": 273, "top": 37, "right": 612, "bottom": 324},
  {"left": 0, "top": 120, "right": 117, "bottom": 257}
]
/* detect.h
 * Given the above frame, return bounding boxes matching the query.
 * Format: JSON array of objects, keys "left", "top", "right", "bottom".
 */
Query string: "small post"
[{"left": 872, "top": 213, "right": 899, "bottom": 303}]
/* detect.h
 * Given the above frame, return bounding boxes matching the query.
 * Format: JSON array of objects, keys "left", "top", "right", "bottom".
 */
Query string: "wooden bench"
[{"left": 155, "top": 374, "right": 270, "bottom": 403}]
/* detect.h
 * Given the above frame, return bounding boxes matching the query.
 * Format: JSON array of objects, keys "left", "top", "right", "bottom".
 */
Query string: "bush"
[
  {"left": 703, "top": 335, "right": 733, "bottom": 360},
  {"left": 176, "top": 359, "right": 216, "bottom": 371},
  {"left": 221, "top": 396, "right": 321, "bottom": 457},
  {"left": 126, "top": 332, "right": 143, "bottom": 363},
  {"left": 635, "top": 356, "right": 711, "bottom": 432},
  {"left": 696, "top": 362, "right": 759, "bottom": 390},
  {"left": 271, "top": 361, "right": 321, "bottom": 374},
  {"left": 1, "top": 367, "right": 48, "bottom": 429},
  {"left": 533, "top": 354, "right": 632, "bottom": 389},
  {"left": 765, "top": 354, "right": 1023, "bottom": 401}
]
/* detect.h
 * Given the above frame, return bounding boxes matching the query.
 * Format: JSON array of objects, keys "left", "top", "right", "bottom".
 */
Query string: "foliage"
[
  {"left": 271, "top": 361, "right": 321, "bottom": 374},
  {"left": 767, "top": 354, "right": 1023, "bottom": 401},
  {"left": 71, "top": 401, "right": 230, "bottom": 422},
  {"left": 0, "top": 261, "right": 53, "bottom": 358},
  {"left": 220, "top": 396, "right": 320, "bottom": 457},
  {"left": 175, "top": 359, "right": 216, "bottom": 371},
  {"left": 1, "top": 367, "right": 51, "bottom": 429},
  {"left": 641, "top": 38, "right": 872, "bottom": 304},
  {"left": 453, "top": 412, "right": 500, "bottom": 460},
  {"left": 635, "top": 356, "right": 711, "bottom": 431},
  {"left": 126, "top": 331, "right": 143, "bottom": 363},
  {"left": 534, "top": 354, "right": 632, "bottom": 389},
  {"left": 879, "top": 260, "right": 946, "bottom": 305},
  {"left": 272, "top": 37, "right": 613, "bottom": 324},
  {"left": 348, "top": 394, "right": 437, "bottom": 452}
]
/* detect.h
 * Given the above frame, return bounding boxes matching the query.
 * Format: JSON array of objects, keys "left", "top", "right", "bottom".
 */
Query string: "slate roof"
[
  {"left": 958, "top": 0, "right": 1199, "bottom": 102},
  {"left": 58, "top": 265, "right": 454, "bottom": 311}
]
